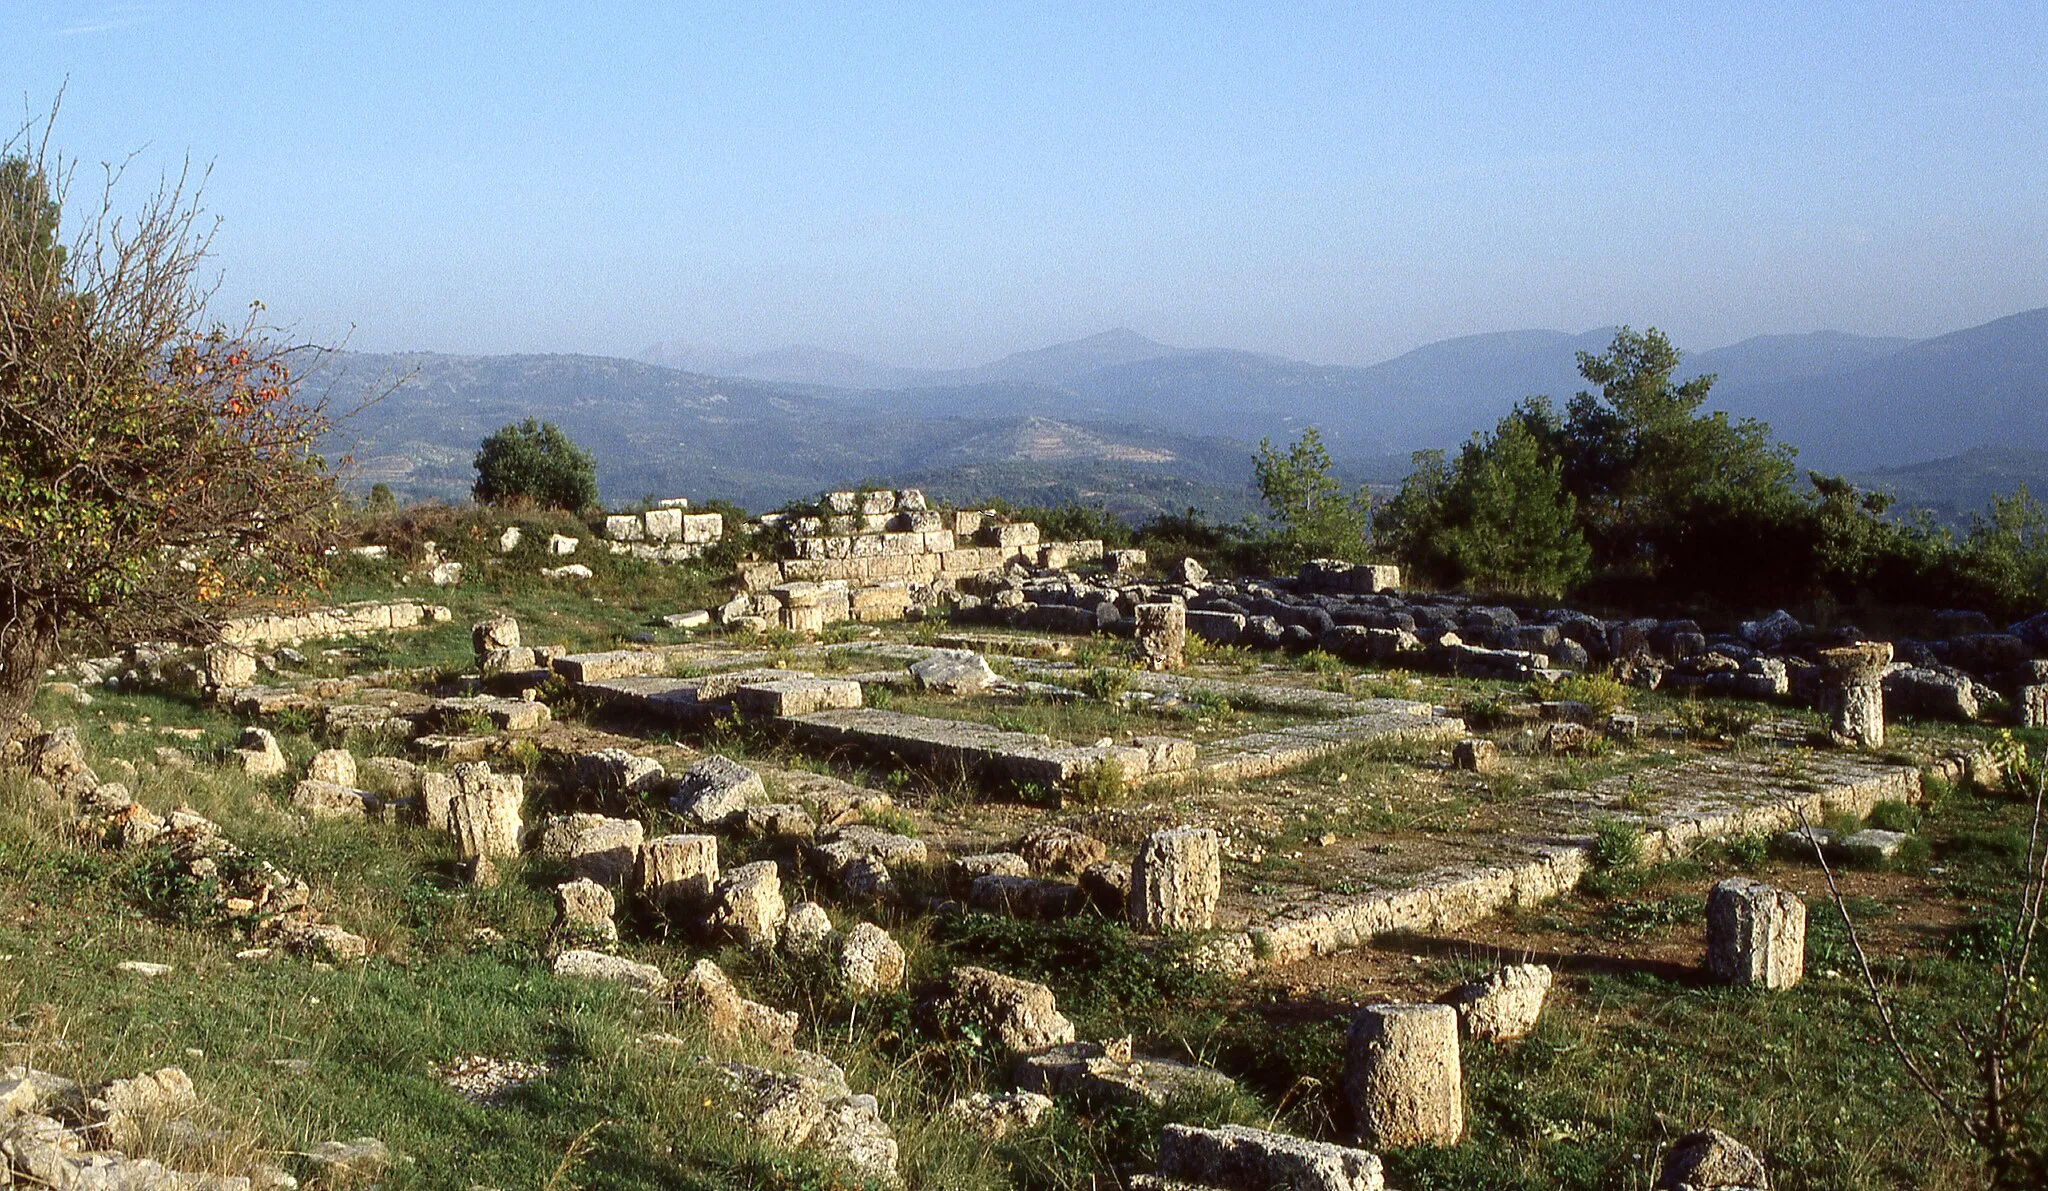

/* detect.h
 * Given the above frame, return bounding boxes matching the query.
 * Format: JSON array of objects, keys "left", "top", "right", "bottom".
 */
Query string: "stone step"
[{"left": 786, "top": 708, "right": 1170, "bottom": 790}]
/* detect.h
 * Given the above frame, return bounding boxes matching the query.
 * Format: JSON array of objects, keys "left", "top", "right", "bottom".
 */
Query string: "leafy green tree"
[
  {"left": 1252, "top": 427, "right": 1373, "bottom": 565},
  {"left": 365, "top": 482, "right": 398, "bottom": 514},
  {"left": 0, "top": 138, "right": 337, "bottom": 739},
  {"left": 472, "top": 419, "right": 598, "bottom": 510},
  {"left": 1434, "top": 417, "right": 1590, "bottom": 597}
]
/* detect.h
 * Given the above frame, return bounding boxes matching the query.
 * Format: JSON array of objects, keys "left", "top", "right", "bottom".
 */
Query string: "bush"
[{"left": 472, "top": 418, "right": 598, "bottom": 510}]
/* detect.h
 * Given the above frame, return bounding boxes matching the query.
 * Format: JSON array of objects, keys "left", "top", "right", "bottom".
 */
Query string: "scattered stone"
[
  {"left": 304, "top": 748, "right": 357, "bottom": 787},
  {"left": 497, "top": 526, "right": 522, "bottom": 553},
  {"left": 1154, "top": 1122, "right": 1386, "bottom": 1191},
  {"left": 1176, "top": 557, "right": 1209, "bottom": 586},
  {"left": 536, "top": 813, "right": 645, "bottom": 885},
  {"left": 637, "top": 833, "right": 720, "bottom": 916},
  {"left": 548, "top": 533, "right": 579, "bottom": 555},
  {"left": 835, "top": 922, "right": 907, "bottom": 995},
  {"left": 677, "top": 959, "right": 799, "bottom": 1049},
  {"left": 670, "top": 755, "right": 763, "bottom": 825},
  {"left": 447, "top": 766, "right": 524, "bottom": 861},
  {"left": 664, "top": 610, "right": 712, "bottom": 629},
  {"left": 472, "top": 614, "right": 521, "bottom": 655},
  {"left": 1017, "top": 825, "right": 1107, "bottom": 876},
  {"left": 292, "top": 778, "right": 377, "bottom": 821},
  {"left": 115, "top": 961, "right": 173, "bottom": 978},
  {"left": 736, "top": 802, "right": 817, "bottom": 840},
  {"left": 553, "top": 878, "right": 618, "bottom": 945},
  {"left": 541, "top": 564, "right": 593, "bottom": 580},
  {"left": 909, "top": 649, "right": 1000, "bottom": 694},
  {"left": 925, "top": 966, "right": 1075, "bottom": 1055},
  {"left": 306, "top": 1136, "right": 391, "bottom": 1177},
  {"left": 1079, "top": 860, "right": 1132, "bottom": 915},
  {"left": 432, "top": 1054, "right": 551, "bottom": 1104},
  {"left": 1707, "top": 877, "right": 1806, "bottom": 990},
  {"left": 783, "top": 901, "right": 836, "bottom": 952},
  {"left": 951, "top": 851, "right": 1031, "bottom": 886},
  {"left": 233, "top": 727, "right": 287, "bottom": 778},
  {"left": 1344, "top": 1002, "right": 1464, "bottom": 1149},
  {"left": 92, "top": 1066, "right": 199, "bottom": 1150},
  {"left": 551, "top": 949, "right": 669, "bottom": 996},
  {"left": 572, "top": 747, "right": 667, "bottom": 795},
  {"left": 1445, "top": 964, "right": 1551, "bottom": 1042},
  {"left": 1128, "top": 827, "right": 1221, "bottom": 932},
  {"left": 969, "top": 874, "right": 1085, "bottom": 920},
  {"left": 1452, "top": 738, "right": 1498, "bottom": 774},
  {"left": 1656, "top": 1126, "right": 1770, "bottom": 1190},
  {"left": 945, "top": 1090, "right": 1053, "bottom": 1139},
  {"left": 710, "top": 861, "right": 787, "bottom": 947}
]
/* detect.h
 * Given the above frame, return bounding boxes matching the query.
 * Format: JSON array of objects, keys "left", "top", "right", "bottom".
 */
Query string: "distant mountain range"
[{"left": 324, "top": 306, "right": 2048, "bottom": 517}]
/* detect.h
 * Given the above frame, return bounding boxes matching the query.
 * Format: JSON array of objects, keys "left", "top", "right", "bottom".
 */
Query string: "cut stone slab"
[
  {"left": 734, "top": 677, "right": 864, "bottom": 717},
  {"left": 710, "top": 861, "right": 787, "bottom": 947},
  {"left": 670, "top": 755, "right": 764, "bottom": 825},
  {"left": 909, "top": 650, "right": 1000, "bottom": 695},
  {"left": 787, "top": 707, "right": 1155, "bottom": 791},
  {"left": 1013, "top": 1038, "right": 1236, "bottom": 1109},
  {"left": 637, "top": 833, "right": 719, "bottom": 917},
  {"left": 1155, "top": 1122, "right": 1385, "bottom": 1191},
  {"left": 552, "top": 949, "right": 669, "bottom": 996},
  {"left": 535, "top": 814, "right": 645, "bottom": 885},
  {"left": 1445, "top": 964, "right": 1551, "bottom": 1042},
  {"left": 1707, "top": 878, "right": 1806, "bottom": 990},
  {"left": 553, "top": 650, "right": 667, "bottom": 683},
  {"left": 1344, "top": 1003, "right": 1463, "bottom": 1149},
  {"left": 1841, "top": 828, "right": 1910, "bottom": 863}
]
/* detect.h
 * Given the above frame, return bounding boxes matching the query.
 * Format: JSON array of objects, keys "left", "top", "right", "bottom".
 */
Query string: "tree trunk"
[{"left": 0, "top": 607, "right": 56, "bottom": 746}]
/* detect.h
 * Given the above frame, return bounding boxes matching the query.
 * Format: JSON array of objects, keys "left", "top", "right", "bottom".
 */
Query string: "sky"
[{"left": 5, "top": 2, "right": 2046, "bottom": 368}]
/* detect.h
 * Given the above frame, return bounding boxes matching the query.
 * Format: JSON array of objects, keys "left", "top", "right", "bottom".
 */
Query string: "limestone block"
[
  {"left": 1186, "top": 609, "right": 1244, "bottom": 644},
  {"left": 1134, "top": 602, "right": 1187, "bottom": 671},
  {"left": 1446, "top": 964, "right": 1551, "bottom": 1042},
  {"left": 1656, "top": 1127, "right": 1770, "bottom": 1190},
  {"left": 552, "top": 949, "right": 669, "bottom": 996},
  {"left": 571, "top": 747, "right": 666, "bottom": 795},
  {"left": 604, "top": 514, "right": 644, "bottom": 542},
  {"left": 638, "top": 833, "right": 719, "bottom": 916},
  {"left": 983, "top": 522, "right": 1040, "bottom": 549},
  {"left": 1129, "top": 827, "right": 1221, "bottom": 932},
  {"left": 448, "top": 775, "right": 523, "bottom": 861},
  {"left": 554, "top": 878, "right": 617, "bottom": 944},
  {"left": 948, "top": 509, "right": 984, "bottom": 536},
  {"left": 292, "top": 779, "right": 377, "bottom": 821},
  {"left": 548, "top": 534, "right": 578, "bottom": 555},
  {"left": 927, "top": 966, "right": 1074, "bottom": 1055},
  {"left": 1452, "top": 738, "right": 1499, "bottom": 774},
  {"left": 204, "top": 644, "right": 259, "bottom": 689},
  {"left": 1176, "top": 556, "right": 1209, "bottom": 586},
  {"left": 1107, "top": 548, "right": 1148, "bottom": 576},
  {"left": 234, "top": 726, "right": 287, "bottom": 778},
  {"left": 643, "top": 507, "right": 683, "bottom": 542},
  {"left": 945, "top": 1091, "right": 1053, "bottom": 1140},
  {"left": 951, "top": 852, "right": 1031, "bottom": 887},
  {"left": 737, "top": 802, "right": 817, "bottom": 840},
  {"left": 1017, "top": 826, "right": 1107, "bottom": 875},
  {"left": 970, "top": 874, "right": 1085, "bottom": 920},
  {"left": 1080, "top": 860, "right": 1133, "bottom": 915},
  {"left": 710, "top": 861, "right": 787, "bottom": 947},
  {"left": 909, "top": 649, "right": 999, "bottom": 694},
  {"left": 536, "top": 813, "right": 645, "bottom": 885},
  {"left": 836, "top": 922, "right": 907, "bottom": 995},
  {"left": 1133, "top": 735, "right": 1196, "bottom": 772},
  {"left": 681, "top": 512, "right": 724, "bottom": 544},
  {"left": 1707, "top": 877, "right": 1805, "bottom": 989},
  {"left": 1344, "top": 1002, "right": 1464, "bottom": 1148},
  {"left": 307, "top": 748, "right": 358, "bottom": 787},
  {"left": 1842, "top": 828, "right": 1910, "bottom": 863},
  {"left": 678, "top": 958, "right": 798, "bottom": 1049},
  {"left": 1157, "top": 1123, "right": 1386, "bottom": 1191},
  {"left": 480, "top": 645, "right": 538, "bottom": 674},
  {"left": 670, "top": 755, "right": 764, "bottom": 825},
  {"left": 735, "top": 678, "right": 863, "bottom": 717},
  {"left": 540, "top": 563, "right": 592, "bottom": 579}
]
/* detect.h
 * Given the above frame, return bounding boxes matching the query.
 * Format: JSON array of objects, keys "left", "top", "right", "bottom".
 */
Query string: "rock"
[
  {"left": 925, "top": 966, "right": 1075, "bottom": 1055},
  {"left": 233, "top": 727, "right": 287, "bottom": 778},
  {"left": 1155, "top": 1122, "right": 1386, "bottom": 1191},
  {"left": 1128, "top": 827, "right": 1221, "bottom": 932},
  {"left": 448, "top": 770, "right": 523, "bottom": 861},
  {"left": 1542, "top": 721, "right": 1593, "bottom": 753},
  {"left": 663, "top": 610, "right": 712, "bottom": 629},
  {"left": 970, "top": 874, "right": 1084, "bottom": 920},
  {"left": 115, "top": 961, "right": 173, "bottom": 978},
  {"left": 677, "top": 959, "right": 799, "bottom": 1049},
  {"left": 1013, "top": 1039, "right": 1235, "bottom": 1109},
  {"left": 736, "top": 802, "right": 817, "bottom": 840},
  {"left": 808, "top": 824, "right": 928, "bottom": 880},
  {"left": 282, "top": 921, "right": 370, "bottom": 962},
  {"left": 670, "top": 755, "right": 763, "bottom": 825},
  {"left": 1176, "top": 557, "right": 1209, "bottom": 586},
  {"left": 472, "top": 614, "right": 521, "bottom": 655},
  {"left": 1841, "top": 828, "right": 1910, "bottom": 863},
  {"left": 306, "top": 748, "right": 357, "bottom": 787},
  {"left": 710, "top": 861, "right": 787, "bottom": 947},
  {"left": 1445, "top": 964, "right": 1551, "bottom": 1042},
  {"left": 951, "top": 851, "right": 1031, "bottom": 887},
  {"left": 717, "top": 1061, "right": 899, "bottom": 1183},
  {"left": 1079, "top": 860, "right": 1132, "bottom": 915},
  {"left": 497, "top": 526, "right": 523, "bottom": 553},
  {"left": 536, "top": 813, "right": 646, "bottom": 885},
  {"left": 1452, "top": 738, "right": 1498, "bottom": 774},
  {"left": 836, "top": 922, "right": 907, "bottom": 995},
  {"left": 548, "top": 533, "right": 579, "bottom": 555},
  {"left": 1883, "top": 666, "right": 1980, "bottom": 721},
  {"left": 945, "top": 1090, "right": 1053, "bottom": 1139},
  {"left": 1707, "top": 878, "right": 1805, "bottom": 990},
  {"left": 1656, "top": 1126, "right": 1770, "bottom": 1189},
  {"left": 573, "top": 747, "right": 667, "bottom": 795},
  {"left": 553, "top": 878, "right": 617, "bottom": 945},
  {"left": 1739, "top": 609, "right": 1803, "bottom": 650},
  {"left": 1134, "top": 602, "right": 1187, "bottom": 672},
  {"left": 637, "top": 833, "right": 719, "bottom": 917},
  {"left": 306, "top": 1136, "right": 391, "bottom": 1177},
  {"left": 909, "top": 649, "right": 1000, "bottom": 695},
  {"left": 1344, "top": 1003, "right": 1463, "bottom": 1149},
  {"left": 291, "top": 779, "right": 377, "bottom": 821},
  {"left": 782, "top": 901, "right": 836, "bottom": 953},
  {"left": 2022, "top": 684, "right": 2048, "bottom": 728},
  {"left": 1777, "top": 825, "right": 1835, "bottom": 858},
  {"left": 93, "top": 1066, "right": 199, "bottom": 1149},
  {"left": 428, "top": 561, "right": 464, "bottom": 586},
  {"left": 552, "top": 949, "right": 669, "bottom": 996},
  {"left": 1815, "top": 642, "right": 1891, "bottom": 748},
  {"left": 1016, "top": 825, "right": 1107, "bottom": 876}
]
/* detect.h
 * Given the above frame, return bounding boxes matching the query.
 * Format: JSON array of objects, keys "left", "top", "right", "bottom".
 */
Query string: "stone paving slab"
[
  {"left": 1202, "top": 708, "right": 1467, "bottom": 781},
  {"left": 786, "top": 708, "right": 1163, "bottom": 789},
  {"left": 1203, "top": 748, "right": 1919, "bottom": 971}
]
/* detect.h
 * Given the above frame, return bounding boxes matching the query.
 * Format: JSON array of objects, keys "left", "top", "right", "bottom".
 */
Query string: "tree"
[
  {"left": 0, "top": 123, "right": 339, "bottom": 739},
  {"left": 472, "top": 418, "right": 597, "bottom": 510},
  {"left": 1433, "top": 415, "right": 1590, "bottom": 598},
  {"left": 1252, "top": 427, "right": 1373, "bottom": 565}
]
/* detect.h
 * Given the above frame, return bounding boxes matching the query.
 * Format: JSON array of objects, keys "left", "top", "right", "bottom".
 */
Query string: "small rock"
[
  {"left": 115, "top": 961, "right": 173, "bottom": 978},
  {"left": 945, "top": 1090, "right": 1053, "bottom": 1139},
  {"left": 1445, "top": 963, "right": 1551, "bottom": 1042},
  {"left": 1656, "top": 1126, "right": 1770, "bottom": 1189}
]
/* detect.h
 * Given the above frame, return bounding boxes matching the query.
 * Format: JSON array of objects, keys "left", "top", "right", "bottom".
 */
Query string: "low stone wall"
[{"left": 219, "top": 600, "right": 453, "bottom": 647}]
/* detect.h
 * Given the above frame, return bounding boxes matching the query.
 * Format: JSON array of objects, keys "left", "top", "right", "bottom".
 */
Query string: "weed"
[
  {"left": 1081, "top": 668, "right": 1132, "bottom": 701},
  {"left": 1672, "top": 699, "right": 1759, "bottom": 743},
  {"left": 1546, "top": 673, "right": 1629, "bottom": 715},
  {"left": 1868, "top": 798, "right": 1922, "bottom": 833},
  {"left": 1065, "top": 761, "right": 1128, "bottom": 808}
]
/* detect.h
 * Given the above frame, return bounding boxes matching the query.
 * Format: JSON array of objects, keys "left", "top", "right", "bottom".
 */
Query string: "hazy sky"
[{"left": 6, "top": 2, "right": 2045, "bottom": 368}]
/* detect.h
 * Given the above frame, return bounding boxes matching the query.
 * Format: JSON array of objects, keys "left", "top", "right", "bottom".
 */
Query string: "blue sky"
[{"left": 5, "top": 2, "right": 2045, "bottom": 366}]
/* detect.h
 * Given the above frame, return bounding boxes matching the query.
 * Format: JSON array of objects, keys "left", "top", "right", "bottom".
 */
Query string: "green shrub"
[{"left": 472, "top": 418, "right": 598, "bottom": 511}]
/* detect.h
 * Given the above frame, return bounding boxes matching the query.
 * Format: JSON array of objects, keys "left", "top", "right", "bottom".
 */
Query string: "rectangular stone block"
[
  {"left": 734, "top": 678, "right": 864, "bottom": 717},
  {"left": 983, "top": 522, "right": 1040, "bottom": 549},
  {"left": 784, "top": 605, "right": 827, "bottom": 634},
  {"left": 2022, "top": 684, "right": 2048, "bottom": 728},
  {"left": 643, "top": 508, "right": 683, "bottom": 542},
  {"left": 919, "top": 530, "right": 957, "bottom": 553},
  {"left": 857, "top": 490, "right": 897, "bottom": 515},
  {"left": 681, "top": 513, "right": 724, "bottom": 544},
  {"left": 772, "top": 581, "right": 825, "bottom": 608},
  {"left": 949, "top": 509, "right": 984, "bottom": 537},
  {"left": 851, "top": 534, "right": 885, "bottom": 558},
  {"left": 603, "top": 514, "right": 644, "bottom": 542},
  {"left": 896, "top": 510, "right": 944, "bottom": 533},
  {"left": 1186, "top": 610, "right": 1245, "bottom": 644},
  {"left": 1707, "top": 877, "right": 1805, "bottom": 989},
  {"left": 554, "top": 651, "right": 664, "bottom": 683},
  {"left": 850, "top": 585, "right": 913, "bottom": 622},
  {"left": 861, "top": 513, "right": 894, "bottom": 533},
  {"left": 817, "top": 590, "right": 852, "bottom": 624}
]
